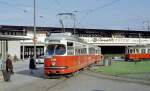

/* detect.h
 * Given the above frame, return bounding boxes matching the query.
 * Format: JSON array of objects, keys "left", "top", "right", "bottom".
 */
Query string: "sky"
[{"left": 0, "top": 0, "right": 150, "bottom": 30}]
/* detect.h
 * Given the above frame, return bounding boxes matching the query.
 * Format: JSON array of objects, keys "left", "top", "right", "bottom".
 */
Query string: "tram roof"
[
  {"left": 46, "top": 33, "right": 101, "bottom": 49},
  {"left": 0, "top": 35, "right": 31, "bottom": 40}
]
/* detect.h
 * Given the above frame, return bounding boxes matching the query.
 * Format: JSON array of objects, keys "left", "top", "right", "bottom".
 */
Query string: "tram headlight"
[
  {"left": 51, "top": 61, "right": 56, "bottom": 66},
  {"left": 51, "top": 58, "right": 56, "bottom": 66}
]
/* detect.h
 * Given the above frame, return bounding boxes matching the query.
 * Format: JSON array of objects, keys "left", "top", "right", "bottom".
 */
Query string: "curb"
[{"left": 83, "top": 70, "right": 150, "bottom": 86}]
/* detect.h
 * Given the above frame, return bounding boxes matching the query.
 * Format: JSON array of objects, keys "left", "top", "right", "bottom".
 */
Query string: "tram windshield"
[{"left": 46, "top": 44, "right": 66, "bottom": 55}]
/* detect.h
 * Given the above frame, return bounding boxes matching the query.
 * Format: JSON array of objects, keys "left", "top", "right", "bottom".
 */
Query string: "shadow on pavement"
[
  {"left": 16, "top": 65, "right": 63, "bottom": 79},
  {"left": 92, "top": 90, "right": 105, "bottom": 91},
  {"left": 16, "top": 66, "right": 45, "bottom": 79}
]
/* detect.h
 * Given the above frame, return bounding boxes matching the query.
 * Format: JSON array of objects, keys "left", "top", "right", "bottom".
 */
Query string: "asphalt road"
[{"left": 1, "top": 61, "right": 150, "bottom": 91}]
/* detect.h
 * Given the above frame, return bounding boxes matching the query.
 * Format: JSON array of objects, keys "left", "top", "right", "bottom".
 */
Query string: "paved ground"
[
  {"left": 0, "top": 60, "right": 43, "bottom": 91},
  {"left": 47, "top": 73, "right": 150, "bottom": 91},
  {"left": 4, "top": 71, "right": 150, "bottom": 91},
  {"left": 0, "top": 61, "right": 150, "bottom": 91}
]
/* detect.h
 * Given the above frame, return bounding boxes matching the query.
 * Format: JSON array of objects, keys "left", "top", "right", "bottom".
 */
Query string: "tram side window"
[
  {"left": 148, "top": 49, "right": 150, "bottom": 53},
  {"left": 67, "top": 42, "right": 74, "bottom": 55},
  {"left": 81, "top": 48, "right": 84, "bottom": 54},
  {"left": 141, "top": 49, "right": 146, "bottom": 54},
  {"left": 89, "top": 47, "right": 95, "bottom": 54},
  {"left": 78, "top": 49, "right": 81, "bottom": 55},
  {"left": 96, "top": 49, "right": 100, "bottom": 54},
  {"left": 83, "top": 48, "right": 87, "bottom": 54},
  {"left": 75, "top": 48, "right": 78, "bottom": 55},
  {"left": 127, "top": 49, "right": 130, "bottom": 54},
  {"left": 135, "top": 49, "right": 139, "bottom": 54},
  {"left": 75, "top": 47, "right": 87, "bottom": 55},
  {"left": 96, "top": 49, "right": 101, "bottom": 54},
  {"left": 81, "top": 48, "right": 87, "bottom": 55},
  {"left": 129, "top": 49, "right": 134, "bottom": 54}
]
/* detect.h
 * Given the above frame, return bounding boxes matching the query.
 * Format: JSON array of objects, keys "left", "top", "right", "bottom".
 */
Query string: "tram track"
[
  {"left": 43, "top": 72, "right": 81, "bottom": 91},
  {"left": 7, "top": 74, "right": 73, "bottom": 91},
  {"left": 41, "top": 65, "right": 98, "bottom": 91},
  {"left": 41, "top": 69, "right": 150, "bottom": 91},
  {"left": 43, "top": 77, "right": 68, "bottom": 91}
]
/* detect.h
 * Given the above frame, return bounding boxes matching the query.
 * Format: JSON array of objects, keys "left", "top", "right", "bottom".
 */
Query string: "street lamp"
[
  {"left": 57, "top": 13, "right": 76, "bottom": 35},
  {"left": 33, "top": 0, "right": 36, "bottom": 60}
]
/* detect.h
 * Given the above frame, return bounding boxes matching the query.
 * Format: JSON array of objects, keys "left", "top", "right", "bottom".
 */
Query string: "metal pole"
[
  {"left": 57, "top": 13, "right": 76, "bottom": 35},
  {"left": 22, "top": 29, "right": 25, "bottom": 61},
  {"left": 33, "top": 0, "right": 36, "bottom": 60},
  {"left": 22, "top": 40, "right": 24, "bottom": 61},
  {"left": 59, "top": 19, "right": 65, "bottom": 32}
]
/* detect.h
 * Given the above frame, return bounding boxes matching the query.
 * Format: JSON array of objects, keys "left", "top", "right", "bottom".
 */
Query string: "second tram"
[{"left": 125, "top": 45, "right": 150, "bottom": 61}]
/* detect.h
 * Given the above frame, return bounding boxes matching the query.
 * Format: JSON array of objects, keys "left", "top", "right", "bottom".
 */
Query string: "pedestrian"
[
  {"left": 4, "top": 54, "right": 14, "bottom": 82},
  {"left": 29, "top": 55, "right": 35, "bottom": 74}
]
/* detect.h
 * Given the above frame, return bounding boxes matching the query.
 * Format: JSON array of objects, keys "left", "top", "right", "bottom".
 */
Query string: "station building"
[
  {"left": 0, "top": 25, "right": 150, "bottom": 60},
  {"left": 0, "top": 27, "right": 30, "bottom": 73}
]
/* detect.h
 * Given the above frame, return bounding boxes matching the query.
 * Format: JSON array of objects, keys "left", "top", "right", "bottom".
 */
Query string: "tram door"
[{"left": 21, "top": 46, "right": 44, "bottom": 59}]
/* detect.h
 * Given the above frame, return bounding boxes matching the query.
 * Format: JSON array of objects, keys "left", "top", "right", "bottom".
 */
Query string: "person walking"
[
  {"left": 4, "top": 54, "right": 14, "bottom": 82},
  {"left": 29, "top": 55, "right": 35, "bottom": 74}
]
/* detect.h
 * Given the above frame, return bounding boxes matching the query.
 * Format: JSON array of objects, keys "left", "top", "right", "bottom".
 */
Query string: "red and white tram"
[
  {"left": 44, "top": 32, "right": 103, "bottom": 75},
  {"left": 125, "top": 45, "right": 150, "bottom": 61}
]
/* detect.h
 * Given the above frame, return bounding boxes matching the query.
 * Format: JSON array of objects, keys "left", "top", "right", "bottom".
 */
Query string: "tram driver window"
[
  {"left": 55, "top": 45, "right": 66, "bottom": 55},
  {"left": 67, "top": 42, "right": 74, "bottom": 55},
  {"left": 46, "top": 44, "right": 66, "bottom": 55}
]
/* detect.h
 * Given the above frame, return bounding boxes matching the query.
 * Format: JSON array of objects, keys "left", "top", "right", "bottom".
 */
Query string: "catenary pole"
[{"left": 33, "top": 0, "right": 36, "bottom": 61}]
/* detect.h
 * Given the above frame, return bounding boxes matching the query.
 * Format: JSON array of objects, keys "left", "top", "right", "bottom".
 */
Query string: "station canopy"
[{"left": 0, "top": 35, "right": 31, "bottom": 40}]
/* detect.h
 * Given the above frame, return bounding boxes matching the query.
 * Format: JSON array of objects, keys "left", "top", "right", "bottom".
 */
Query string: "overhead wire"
[
  {"left": 0, "top": 0, "right": 50, "bottom": 25},
  {"left": 0, "top": 0, "right": 128, "bottom": 28},
  {"left": 73, "top": 0, "right": 122, "bottom": 29},
  {"left": 0, "top": 0, "right": 28, "bottom": 13},
  {"left": 50, "top": 0, "right": 86, "bottom": 29},
  {"left": 52, "top": 0, "right": 77, "bottom": 28},
  {"left": 55, "top": 0, "right": 122, "bottom": 29},
  {"left": 85, "top": 0, "right": 121, "bottom": 15},
  {"left": 53, "top": 0, "right": 68, "bottom": 13}
]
